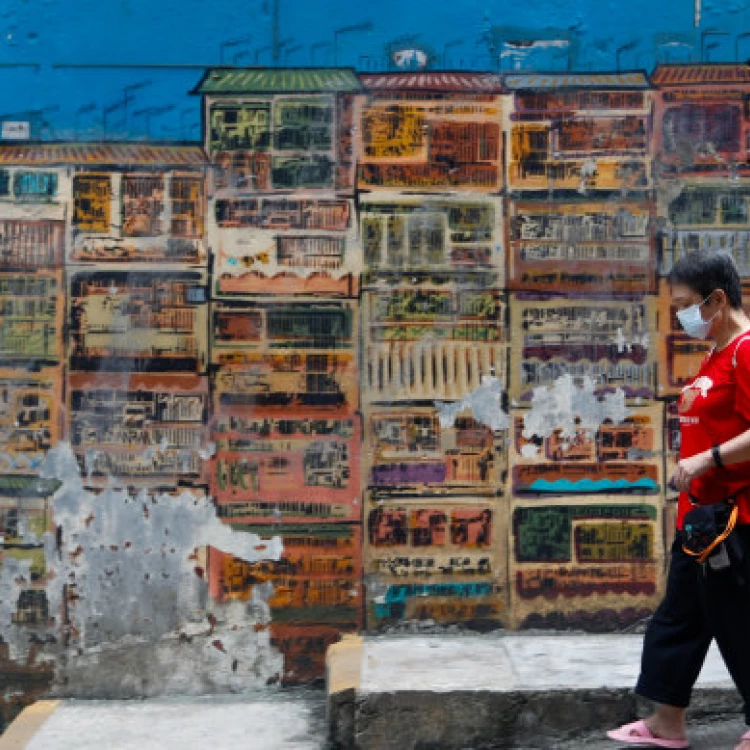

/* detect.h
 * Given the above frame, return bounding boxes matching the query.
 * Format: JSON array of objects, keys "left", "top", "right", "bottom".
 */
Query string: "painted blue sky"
[{"left": 1, "top": 0, "right": 749, "bottom": 140}]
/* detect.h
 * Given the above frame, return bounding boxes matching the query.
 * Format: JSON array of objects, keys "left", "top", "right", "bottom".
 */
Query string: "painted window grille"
[
  {"left": 13, "top": 171, "right": 58, "bottom": 200},
  {"left": 213, "top": 152, "right": 271, "bottom": 190},
  {"left": 408, "top": 214, "right": 445, "bottom": 266},
  {"left": 517, "top": 91, "right": 645, "bottom": 112},
  {"left": 372, "top": 414, "right": 440, "bottom": 453},
  {"left": 387, "top": 215, "right": 407, "bottom": 267},
  {"left": 305, "top": 354, "right": 339, "bottom": 394},
  {"left": 210, "top": 104, "right": 271, "bottom": 151},
  {"left": 274, "top": 100, "right": 333, "bottom": 151},
  {"left": 73, "top": 175, "right": 111, "bottom": 232},
  {"left": 557, "top": 116, "right": 647, "bottom": 152},
  {"left": 721, "top": 194, "right": 749, "bottom": 224},
  {"left": 363, "top": 107, "right": 426, "bottom": 159},
  {"left": 276, "top": 236, "right": 345, "bottom": 270},
  {"left": 431, "top": 122, "right": 500, "bottom": 163},
  {"left": 122, "top": 175, "right": 164, "bottom": 236},
  {"left": 302, "top": 200, "right": 350, "bottom": 231},
  {"left": 170, "top": 176, "right": 204, "bottom": 238},
  {"left": 0, "top": 220, "right": 64, "bottom": 268},
  {"left": 213, "top": 310, "right": 263, "bottom": 343},
  {"left": 216, "top": 197, "right": 350, "bottom": 230},
  {"left": 0, "top": 319, "right": 57, "bottom": 359},
  {"left": 267, "top": 309, "right": 350, "bottom": 345},
  {"left": 363, "top": 217, "right": 383, "bottom": 267},
  {"left": 215, "top": 197, "right": 261, "bottom": 226},
  {"left": 663, "top": 104, "right": 741, "bottom": 153},
  {"left": 511, "top": 127, "right": 549, "bottom": 179},
  {"left": 670, "top": 188, "right": 750, "bottom": 227},
  {"left": 271, "top": 155, "right": 334, "bottom": 189}
]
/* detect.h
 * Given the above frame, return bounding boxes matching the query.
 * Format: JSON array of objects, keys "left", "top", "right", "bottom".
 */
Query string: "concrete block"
[{"left": 326, "top": 635, "right": 740, "bottom": 750}]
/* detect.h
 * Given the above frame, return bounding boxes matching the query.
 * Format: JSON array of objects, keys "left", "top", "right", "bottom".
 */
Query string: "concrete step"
[
  {"left": 326, "top": 633, "right": 743, "bottom": 750},
  {"left": 0, "top": 692, "right": 326, "bottom": 750}
]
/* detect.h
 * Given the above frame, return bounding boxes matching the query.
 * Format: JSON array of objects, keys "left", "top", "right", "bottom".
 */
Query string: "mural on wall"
[{"left": 2, "top": 0, "right": 750, "bottom": 722}]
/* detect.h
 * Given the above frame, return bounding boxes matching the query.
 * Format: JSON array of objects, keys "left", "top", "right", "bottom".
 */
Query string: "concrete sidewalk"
[
  {"left": 327, "top": 633, "right": 743, "bottom": 749},
  {"left": 0, "top": 692, "right": 327, "bottom": 750}
]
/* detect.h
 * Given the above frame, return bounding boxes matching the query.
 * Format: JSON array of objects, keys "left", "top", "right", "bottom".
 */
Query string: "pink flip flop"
[{"left": 606, "top": 719, "right": 690, "bottom": 748}]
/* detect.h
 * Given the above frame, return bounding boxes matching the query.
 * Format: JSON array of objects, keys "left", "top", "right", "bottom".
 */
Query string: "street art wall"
[{"left": 3, "top": 11, "right": 750, "bottom": 725}]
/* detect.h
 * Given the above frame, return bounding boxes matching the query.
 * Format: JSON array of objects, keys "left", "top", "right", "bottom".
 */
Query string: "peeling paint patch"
[
  {"left": 522, "top": 375, "right": 629, "bottom": 440},
  {"left": 520, "top": 444, "right": 540, "bottom": 459},
  {"left": 0, "top": 443, "right": 286, "bottom": 694},
  {"left": 435, "top": 376, "right": 509, "bottom": 431}
]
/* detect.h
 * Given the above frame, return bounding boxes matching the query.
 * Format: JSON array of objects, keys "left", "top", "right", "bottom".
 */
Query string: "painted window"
[
  {"left": 276, "top": 236, "right": 345, "bottom": 270},
  {"left": 0, "top": 170, "right": 9, "bottom": 195},
  {"left": 663, "top": 104, "right": 741, "bottom": 153},
  {"left": 271, "top": 155, "right": 334, "bottom": 189},
  {"left": 122, "top": 175, "right": 164, "bottom": 236},
  {"left": 73, "top": 175, "right": 111, "bottom": 232},
  {"left": 720, "top": 193, "right": 749, "bottom": 224},
  {"left": 170, "top": 176, "right": 204, "bottom": 238},
  {"left": 210, "top": 104, "right": 271, "bottom": 151},
  {"left": 13, "top": 171, "right": 58, "bottom": 200},
  {"left": 274, "top": 100, "right": 333, "bottom": 151}
]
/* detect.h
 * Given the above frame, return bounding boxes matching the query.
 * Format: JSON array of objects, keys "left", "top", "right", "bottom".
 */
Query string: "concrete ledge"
[
  {"left": 326, "top": 634, "right": 740, "bottom": 750},
  {"left": 326, "top": 634, "right": 363, "bottom": 749},
  {"left": 0, "top": 701, "right": 60, "bottom": 750}
]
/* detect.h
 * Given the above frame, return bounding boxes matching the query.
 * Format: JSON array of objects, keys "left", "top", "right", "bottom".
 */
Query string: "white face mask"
[{"left": 676, "top": 294, "right": 719, "bottom": 340}]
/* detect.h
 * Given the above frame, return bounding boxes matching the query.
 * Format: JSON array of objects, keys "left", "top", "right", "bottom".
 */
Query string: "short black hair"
[{"left": 668, "top": 250, "right": 743, "bottom": 308}]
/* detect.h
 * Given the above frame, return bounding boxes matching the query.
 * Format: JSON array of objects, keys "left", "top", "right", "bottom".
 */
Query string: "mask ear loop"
[{"left": 701, "top": 291, "right": 722, "bottom": 327}]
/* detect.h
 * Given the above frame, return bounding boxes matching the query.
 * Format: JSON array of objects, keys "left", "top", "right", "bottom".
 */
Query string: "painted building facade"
[
  {"left": 195, "top": 68, "right": 365, "bottom": 682},
  {"left": 355, "top": 72, "right": 509, "bottom": 629},
  {"left": 0, "top": 63, "right": 744, "bottom": 718},
  {"left": 503, "top": 72, "right": 665, "bottom": 629}
]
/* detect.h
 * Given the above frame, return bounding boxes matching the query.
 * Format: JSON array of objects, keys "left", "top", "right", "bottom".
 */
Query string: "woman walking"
[{"left": 607, "top": 250, "right": 750, "bottom": 750}]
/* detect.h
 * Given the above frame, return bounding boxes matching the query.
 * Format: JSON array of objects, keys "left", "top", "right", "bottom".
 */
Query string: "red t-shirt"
[{"left": 677, "top": 331, "right": 750, "bottom": 529}]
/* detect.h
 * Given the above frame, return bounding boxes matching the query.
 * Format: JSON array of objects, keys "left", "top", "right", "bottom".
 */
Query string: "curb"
[
  {"left": 327, "top": 684, "right": 743, "bottom": 750},
  {"left": 0, "top": 701, "right": 60, "bottom": 750},
  {"left": 325, "top": 637, "right": 742, "bottom": 750}
]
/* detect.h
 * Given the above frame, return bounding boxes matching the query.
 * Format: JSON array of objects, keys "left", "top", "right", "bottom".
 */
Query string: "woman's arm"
[{"left": 670, "top": 427, "right": 750, "bottom": 492}]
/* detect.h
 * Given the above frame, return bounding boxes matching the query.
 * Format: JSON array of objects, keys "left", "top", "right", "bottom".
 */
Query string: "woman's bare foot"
[{"left": 644, "top": 705, "right": 688, "bottom": 741}]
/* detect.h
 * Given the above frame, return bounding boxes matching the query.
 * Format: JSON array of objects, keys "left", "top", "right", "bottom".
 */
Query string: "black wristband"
[{"left": 712, "top": 444, "right": 725, "bottom": 470}]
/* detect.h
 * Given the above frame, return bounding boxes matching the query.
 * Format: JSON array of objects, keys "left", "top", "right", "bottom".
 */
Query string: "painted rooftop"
[
  {"left": 503, "top": 71, "right": 650, "bottom": 90},
  {"left": 193, "top": 67, "right": 363, "bottom": 94},
  {"left": 651, "top": 64, "right": 750, "bottom": 85},
  {"left": 0, "top": 142, "right": 207, "bottom": 166},
  {"left": 359, "top": 72, "right": 505, "bottom": 92}
]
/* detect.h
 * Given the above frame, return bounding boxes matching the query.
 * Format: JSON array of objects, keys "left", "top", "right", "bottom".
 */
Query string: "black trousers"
[{"left": 636, "top": 526, "right": 750, "bottom": 724}]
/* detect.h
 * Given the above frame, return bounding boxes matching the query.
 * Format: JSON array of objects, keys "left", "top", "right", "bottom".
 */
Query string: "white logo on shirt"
[{"left": 684, "top": 376, "right": 713, "bottom": 398}]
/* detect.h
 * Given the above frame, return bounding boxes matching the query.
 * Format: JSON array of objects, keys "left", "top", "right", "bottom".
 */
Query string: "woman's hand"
[{"left": 669, "top": 451, "right": 714, "bottom": 493}]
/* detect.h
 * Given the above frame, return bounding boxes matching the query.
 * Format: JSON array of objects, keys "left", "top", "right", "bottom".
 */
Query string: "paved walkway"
[
  {"left": 1, "top": 696, "right": 745, "bottom": 750},
  {"left": 0, "top": 693, "right": 327, "bottom": 750}
]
